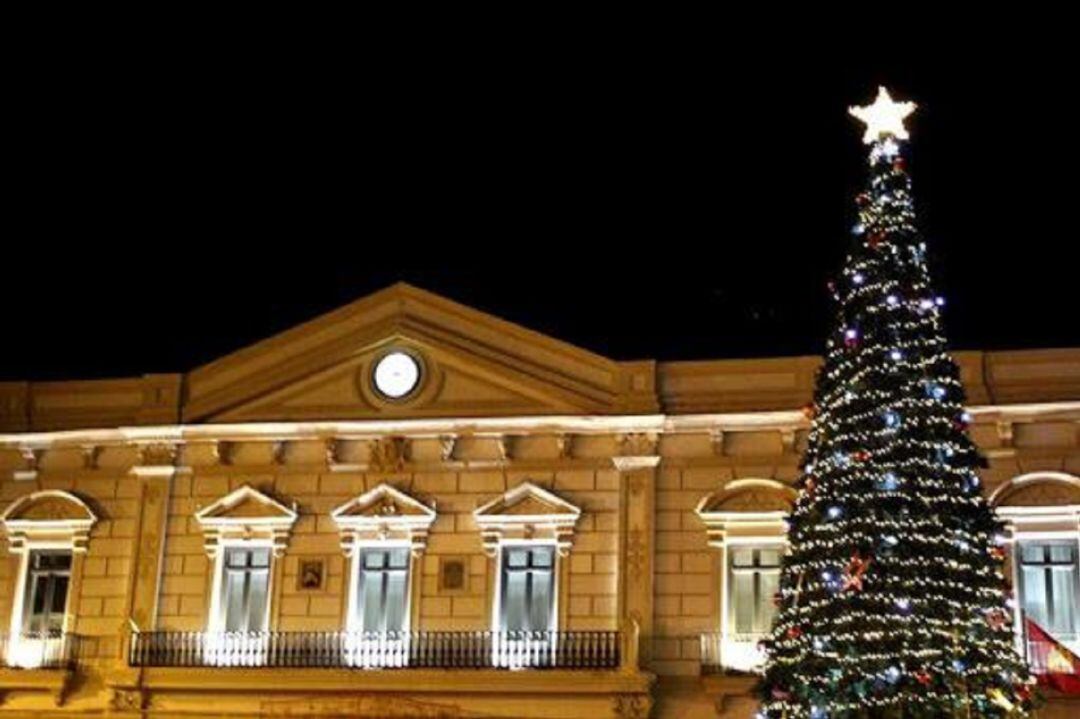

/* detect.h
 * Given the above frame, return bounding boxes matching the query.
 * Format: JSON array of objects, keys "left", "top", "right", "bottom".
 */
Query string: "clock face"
[{"left": 372, "top": 351, "right": 421, "bottom": 399}]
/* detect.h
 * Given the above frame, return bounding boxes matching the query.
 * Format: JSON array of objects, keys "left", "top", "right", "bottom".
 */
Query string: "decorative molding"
[
  {"left": 195, "top": 485, "right": 298, "bottom": 557},
  {"left": 80, "top": 444, "right": 102, "bottom": 470},
  {"left": 331, "top": 483, "right": 436, "bottom": 556},
  {"left": 213, "top": 440, "right": 235, "bottom": 466},
  {"left": 1, "top": 490, "right": 98, "bottom": 554},
  {"left": 555, "top": 433, "right": 575, "bottom": 460},
  {"left": 473, "top": 482, "right": 581, "bottom": 557},
  {"left": 136, "top": 442, "right": 178, "bottom": 468},
  {"left": 616, "top": 432, "right": 658, "bottom": 458},
  {"left": 780, "top": 428, "right": 797, "bottom": 453},
  {"left": 709, "top": 429, "right": 725, "bottom": 457},
  {"left": 696, "top": 478, "right": 796, "bottom": 548},
  {"left": 996, "top": 420, "right": 1015, "bottom": 448},
  {"left": 611, "top": 456, "right": 660, "bottom": 472},
  {"left": 325, "top": 438, "right": 340, "bottom": 466},
  {"left": 368, "top": 437, "right": 407, "bottom": 472},
  {"left": 270, "top": 440, "right": 288, "bottom": 465},
  {"left": 989, "top": 471, "right": 1080, "bottom": 507},
  {"left": 438, "top": 435, "right": 457, "bottom": 462},
  {"left": 613, "top": 693, "right": 652, "bottom": 719},
  {"left": 4, "top": 401, "right": 1077, "bottom": 450}
]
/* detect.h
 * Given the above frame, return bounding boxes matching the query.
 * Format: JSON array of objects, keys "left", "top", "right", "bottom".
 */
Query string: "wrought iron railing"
[
  {"left": 130, "top": 630, "right": 621, "bottom": 669},
  {"left": 0, "top": 632, "right": 79, "bottom": 669},
  {"left": 700, "top": 632, "right": 767, "bottom": 674}
]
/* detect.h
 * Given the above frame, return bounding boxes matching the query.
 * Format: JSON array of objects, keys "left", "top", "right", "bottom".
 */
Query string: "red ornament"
[
  {"left": 893, "top": 157, "right": 907, "bottom": 172},
  {"left": 1016, "top": 684, "right": 1033, "bottom": 701},
  {"left": 914, "top": 670, "right": 932, "bottom": 686},
  {"left": 853, "top": 450, "right": 871, "bottom": 463},
  {"left": 842, "top": 552, "right": 873, "bottom": 593},
  {"left": 986, "top": 609, "right": 1010, "bottom": 630},
  {"left": 856, "top": 193, "right": 871, "bottom": 206},
  {"left": 990, "top": 546, "right": 1006, "bottom": 561},
  {"left": 786, "top": 626, "right": 802, "bottom": 640}
]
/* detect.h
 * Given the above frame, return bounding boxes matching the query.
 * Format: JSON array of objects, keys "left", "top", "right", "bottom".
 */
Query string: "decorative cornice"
[{"left": 1, "top": 401, "right": 1077, "bottom": 450}]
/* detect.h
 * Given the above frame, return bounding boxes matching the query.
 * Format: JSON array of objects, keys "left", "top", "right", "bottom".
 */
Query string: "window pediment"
[
  {"left": 195, "top": 485, "right": 297, "bottom": 556},
  {"left": 331, "top": 483, "right": 436, "bottom": 555},
  {"left": 696, "top": 479, "right": 795, "bottom": 548},
  {"left": 1, "top": 490, "right": 97, "bottom": 553},
  {"left": 991, "top": 472, "right": 1080, "bottom": 509},
  {"left": 473, "top": 482, "right": 581, "bottom": 556}
]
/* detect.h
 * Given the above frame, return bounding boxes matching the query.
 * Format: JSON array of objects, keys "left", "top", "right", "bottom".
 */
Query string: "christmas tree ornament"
[{"left": 841, "top": 552, "right": 872, "bottom": 592}]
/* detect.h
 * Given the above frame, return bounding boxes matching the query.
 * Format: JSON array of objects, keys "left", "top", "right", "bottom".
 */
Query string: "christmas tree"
[{"left": 757, "top": 88, "right": 1033, "bottom": 718}]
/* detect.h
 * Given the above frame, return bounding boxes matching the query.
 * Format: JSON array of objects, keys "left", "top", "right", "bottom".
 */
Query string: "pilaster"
[
  {"left": 125, "top": 449, "right": 177, "bottom": 637},
  {"left": 613, "top": 449, "right": 659, "bottom": 664}
]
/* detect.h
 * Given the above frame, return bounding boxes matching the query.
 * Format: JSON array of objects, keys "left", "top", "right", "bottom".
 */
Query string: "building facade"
[{"left": 0, "top": 283, "right": 1076, "bottom": 718}]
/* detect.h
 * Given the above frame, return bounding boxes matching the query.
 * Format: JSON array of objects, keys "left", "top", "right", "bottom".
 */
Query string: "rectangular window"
[
  {"left": 1019, "top": 541, "right": 1079, "bottom": 641},
  {"left": 730, "top": 546, "right": 780, "bottom": 635},
  {"left": 21, "top": 551, "right": 72, "bottom": 636},
  {"left": 500, "top": 545, "right": 555, "bottom": 632},
  {"left": 221, "top": 547, "right": 270, "bottom": 633},
  {"left": 356, "top": 548, "right": 409, "bottom": 633}
]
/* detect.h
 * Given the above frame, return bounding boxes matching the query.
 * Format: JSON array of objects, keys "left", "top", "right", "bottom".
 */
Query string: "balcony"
[
  {"left": 130, "top": 630, "right": 622, "bottom": 670},
  {"left": 0, "top": 632, "right": 79, "bottom": 670},
  {"left": 700, "top": 632, "right": 766, "bottom": 675}
]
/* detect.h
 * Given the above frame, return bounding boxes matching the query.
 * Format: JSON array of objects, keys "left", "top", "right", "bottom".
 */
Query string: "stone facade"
[{"left": 0, "top": 283, "right": 1076, "bottom": 718}]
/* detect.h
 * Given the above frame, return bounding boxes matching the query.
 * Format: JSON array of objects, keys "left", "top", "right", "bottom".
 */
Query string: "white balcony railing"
[
  {"left": 130, "top": 630, "right": 622, "bottom": 670},
  {"left": 1, "top": 632, "right": 79, "bottom": 669},
  {"left": 700, "top": 632, "right": 767, "bottom": 674}
]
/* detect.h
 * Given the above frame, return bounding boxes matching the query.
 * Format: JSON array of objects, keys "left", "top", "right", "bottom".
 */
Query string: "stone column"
[{"left": 613, "top": 435, "right": 660, "bottom": 665}]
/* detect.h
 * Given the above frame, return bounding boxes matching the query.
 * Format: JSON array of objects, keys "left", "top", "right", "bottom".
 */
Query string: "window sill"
[{"left": 0, "top": 665, "right": 73, "bottom": 705}]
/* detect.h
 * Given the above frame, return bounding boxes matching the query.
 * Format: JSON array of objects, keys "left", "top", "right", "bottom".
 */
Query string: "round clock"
[{"left": 372, "top": 351, "right": 421, "bottom": 399}]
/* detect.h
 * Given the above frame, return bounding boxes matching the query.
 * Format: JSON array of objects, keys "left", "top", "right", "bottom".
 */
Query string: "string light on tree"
[{"left": 757, "top": 87, "right": 1034, "bottom": 718}]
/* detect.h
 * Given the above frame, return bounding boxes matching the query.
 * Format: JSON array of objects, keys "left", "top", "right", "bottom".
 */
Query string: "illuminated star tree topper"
[{"left": 848, "top": 86, "right": 916, "bottom": 144}]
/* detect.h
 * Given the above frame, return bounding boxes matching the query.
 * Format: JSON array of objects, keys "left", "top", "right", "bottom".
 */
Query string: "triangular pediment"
[
  {"left": 474, "top": 482, "right": 581, "bottom": 521},
  {"left": 332, "top": 484, "right": 436, "bottom": 522},
  {"left": 196, "top": 485, "right": 297, "bottom": 524},
  {"left": 183, "top": 283, "right": 657, "bottom": 422}
]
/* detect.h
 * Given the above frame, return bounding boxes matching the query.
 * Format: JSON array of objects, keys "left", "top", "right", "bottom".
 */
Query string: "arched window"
[
  {"left": 1, "top": 490, "right": 97, "bottom": 668},
  {"left": 991, "top": 472, "right": 1080, "bottom": 656},
  {"left": 696, "top": 479, "right": 795, "bottom": 673}
]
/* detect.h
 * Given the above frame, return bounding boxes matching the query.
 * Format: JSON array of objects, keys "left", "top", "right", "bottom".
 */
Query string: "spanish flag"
[{"left": 1026, "top": 618, "right": 1080, "bottom": 694}]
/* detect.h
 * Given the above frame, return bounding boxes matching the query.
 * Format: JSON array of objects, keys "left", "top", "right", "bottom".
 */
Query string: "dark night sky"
[{"left": 4, "top": 39, "right": 1077, "bottom": 381}]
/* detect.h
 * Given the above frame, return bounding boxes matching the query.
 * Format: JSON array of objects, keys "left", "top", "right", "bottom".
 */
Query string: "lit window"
[
  {"left": 500, "top": 545, "right": 555, "bottom": 632},
  {"left": 356, "top": 548, "right": 409, "bottom": 633},
  {"left": 220, "top": 547, "right": 271, "bottom": 633},
  {"left": 1018, "top": 541, "right": 1079, "bottom": 642},
  {"left": 22, "top": 551, "right": 72, "bottom": 636},
  {"left": 730, "top": 546, "right": 781, "bottom": 636}
]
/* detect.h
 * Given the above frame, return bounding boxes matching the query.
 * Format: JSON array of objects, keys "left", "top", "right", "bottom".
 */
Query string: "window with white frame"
[
  {"left": 1017, "top": 540, "right": 1079, "bottom": 643},
  {"left": 21, "top": 550, "right": 73, "bottom": 636},
  {"left": 729, "top": 545, "right": 781, "bottom": 637},
  {"left": 219, "top": 546, "right": 271, "bottom": 633},
  {"left": 499, "top": 544, "right": 556, "bottom": 633},
  {"left": 355, "top": 546, "right": 410, "bottom": 633}
]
